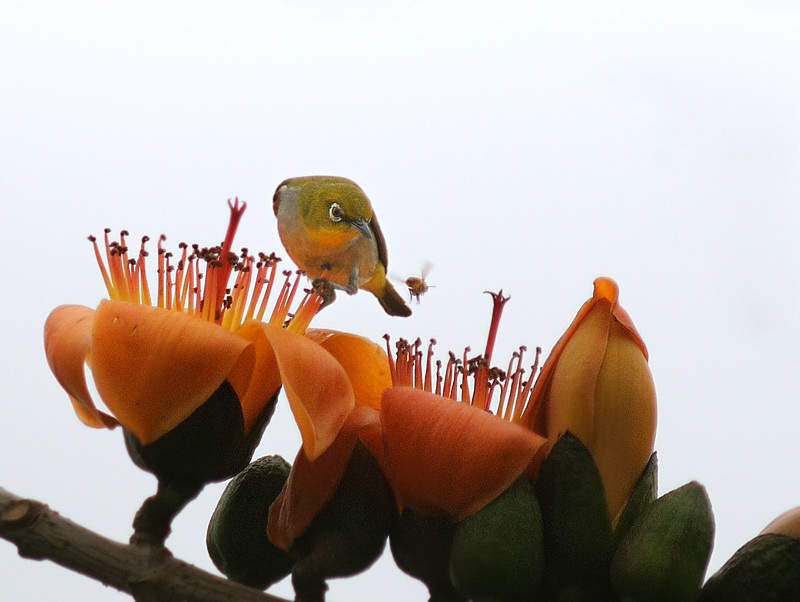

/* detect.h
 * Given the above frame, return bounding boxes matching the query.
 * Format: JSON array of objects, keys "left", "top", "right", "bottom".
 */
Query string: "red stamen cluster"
[
  {"left": 384, "top": 291, "right": 542, "bottom": 424},
  {"left": 88, "top": 198, "right": 324, "bottom": 333}
]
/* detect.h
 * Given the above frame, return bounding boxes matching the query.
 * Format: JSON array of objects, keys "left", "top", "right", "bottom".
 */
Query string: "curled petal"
[
  {"left": 256, "top": 323, "right": 355, "bottom": 460},
  {"left": 268, "top": 406, "right": 380, "bottom": 550},
  {"left": 600, "top": 278, "right": 648, "bottom": 359},
  {"left": 381, "top": 387, "right": 547, "bottom": 520},
  {"left": 232, "top": 320, "right": 283, "bottom": 432},
  {"left": 90, "top": 300, "right": 251, "bottom": 445},
  {"left": 43, "top": 305, "right": 118, "bottom": 429},
  {"left": 307, "top": 329, "right": 392, "bottom": 410}
]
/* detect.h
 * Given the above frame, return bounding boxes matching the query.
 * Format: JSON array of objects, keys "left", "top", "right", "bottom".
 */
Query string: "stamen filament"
[
  {"left": 106, "top": 230, "right": 129, "bottom": 301},
  {"left": 503, "top": 347, "right": 525, "bottom": 421},
  {"left": 442, "top": 352, "right": 456, "bottom": 399},
  {"left": 89, "top": 235, "right": 114, "bottom": 299},
  {"left": 269, "top": 271, "right": 294, "bottom": 326},
  {"left": 414, "top": 339, "right": 423, "bottom": 391},
  {"left": 472, "top": 361, "right": 489, "bottom": 409},
  {"left": 166, "top": 259, "right": 176, "bottom": 312},
  {"left": 424, "top": 339, "right": 435, "bottom": 392},
  {"left": 172, "top": 243, "right": 189, "bottom": 310},
  {"left": 384, "top": 334, "right": 397, "bottom": 385},
  {"left": 286, "top": 290, "right": 325, "bottom": 334},
  {"left": 460, "top": 347, "right": 471, "bottom": 403},
  {"left": 119, "top": 231, "right": 132, "bottom": 294},
  {"left": 137, "top": 237, "right": 152, "bottom": 306},
  {"left": 157, "top": 237, "right": 166, "bottom": 309},
  {"left": 255, "top": 257, "right": 280, "bottom": 322},
  {"left": 512, "top": 347, "right": 541, "bottom": 424}
]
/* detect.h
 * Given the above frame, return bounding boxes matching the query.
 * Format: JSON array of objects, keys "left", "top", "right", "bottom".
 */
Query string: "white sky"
[{"left": 2, "top": 1, "right": 799, "bottom": 600}]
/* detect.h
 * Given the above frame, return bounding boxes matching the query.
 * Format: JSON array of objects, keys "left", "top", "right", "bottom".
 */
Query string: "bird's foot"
[{"left": 311, "top": 277, "right": 337, "bottom": 309}]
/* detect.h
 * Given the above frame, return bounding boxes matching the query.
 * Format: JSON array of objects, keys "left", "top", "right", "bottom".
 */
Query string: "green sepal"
[
  {"left": 125, "top": 380, "right": 279, "bottom": 485},
  {"left": 449, "top": 476, "right": 544, "bottom": 601},
  {"left": 390, "top": 508, "right": 465, "bottom": 602},
  {"left": 698, "top": 533, "right": 800, "bottom": 602},
  {"left": 534, "top": 431, "right": 615, "bottom": 598},
  {"left": 290, "top": 441, "right": 395, "bottom": 602},
  {"left": 206, "top": 455, "right": 293, "bottom": 590},
  {"left": 125, "top": 381, "right": 280, "bottom": 547},
  {"left": 611, "top": 481, "right": 714, "bottom": 602},
  {"left": 613, "top": 452, "right": 658, "bottom": 549}
]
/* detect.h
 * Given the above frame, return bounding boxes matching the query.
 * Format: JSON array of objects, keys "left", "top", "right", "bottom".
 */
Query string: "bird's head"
[{"left": 274, "top": 176, "right": 374, "bottom": 245}]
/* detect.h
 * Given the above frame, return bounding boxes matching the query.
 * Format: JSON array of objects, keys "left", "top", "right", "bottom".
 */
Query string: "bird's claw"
[{"left": 312, "top": 277, "right": 337, "bottom": 309}]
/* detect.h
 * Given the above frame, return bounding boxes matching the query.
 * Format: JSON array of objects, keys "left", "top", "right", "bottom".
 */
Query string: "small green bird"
[{"left": 273, "top": 176, "right": 411, "bottom": 317}]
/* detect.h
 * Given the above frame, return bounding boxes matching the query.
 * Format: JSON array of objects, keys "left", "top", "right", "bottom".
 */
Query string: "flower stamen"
[
  {"left": 137, "top": 237, "right": 152, "bottom": 306},
  {"left": 250, "top": 253, "right": 280, "bottom": 322},
  {"left": 88, "top": 200, "right": 323, "bottom": 335},
  {"left": 385, "top": 291, "right": 543, "bottom": 423},
  {"left": 287, "top": 287, "right": 326, "bottom": 334},
  {"left": 89, "top": 234, "right": 114, "bottom": 299}
]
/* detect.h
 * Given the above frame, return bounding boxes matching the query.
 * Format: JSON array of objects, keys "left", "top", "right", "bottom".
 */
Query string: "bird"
[{"left": 272, "top": 176, "right": 411, "bottom": 317}]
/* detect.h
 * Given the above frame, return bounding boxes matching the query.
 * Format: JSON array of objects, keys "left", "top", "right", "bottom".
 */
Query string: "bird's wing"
[{"left": 369, "top": 212, "right": 390, "bottom": 270}]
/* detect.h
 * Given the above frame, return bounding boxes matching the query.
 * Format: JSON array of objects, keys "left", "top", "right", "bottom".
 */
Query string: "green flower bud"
[
  {"left": 611, "top": 481, "right": 714, "bottom": 601},
  {"left": 449, "top": 476, "right": 544, "bottom": 601},
  {"left": 125, "top": 380, "right": 275, "bottom": 484},
  {"left": 206, "top": 455, "right": 293, "bottom": 590},
  {"left": 698, "top": 533, "right": 800, "bottom": 600},
  {"left": 125, "top": 381, "right": 278, "bottom": 546},
  {"left": 390, "top": 508, "right": 465, "bottom": 602},
  {"left": 290, "top": 441, "right": 395, "bottom": 602}
]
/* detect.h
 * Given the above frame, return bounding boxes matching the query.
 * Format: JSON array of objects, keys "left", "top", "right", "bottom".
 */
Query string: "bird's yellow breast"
[{"left": 301, "top": 223, "right": 359, "bottom": 247}]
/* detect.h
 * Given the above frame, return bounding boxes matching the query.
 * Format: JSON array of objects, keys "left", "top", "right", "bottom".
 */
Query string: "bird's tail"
[{"left": 364, "top": 272, "right": 412, "bottom": 317}]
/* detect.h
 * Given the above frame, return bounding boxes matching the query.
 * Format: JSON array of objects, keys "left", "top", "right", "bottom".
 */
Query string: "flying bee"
[{"left": 404, "top": 262, "right": 433, "bottom": 303}]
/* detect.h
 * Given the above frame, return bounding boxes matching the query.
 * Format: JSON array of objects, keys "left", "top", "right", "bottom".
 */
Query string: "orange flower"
[
  {"left": 266, "top": 384, "right": 392, "bottom": 600},
  {"left": 267, "top": 333, "right": 390, "bottom": 551},
  {"left": 523, "top": 277, "right": 657, "bottom": 519},
  {"left": 375, "top": 312, "right": 549, "bottom": 521},
  {"left": 379, "top": 384, "right": 546, "bottom": 520},
  {"left": 270, "top": 291, "right": 549, "bottom": 542},
  {"left": 43, "top": 200, "right": 356, "bottom": 463}
]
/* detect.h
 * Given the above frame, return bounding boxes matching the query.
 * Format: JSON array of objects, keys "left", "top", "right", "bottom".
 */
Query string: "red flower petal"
[
  {"left": 307, "top": 329, "right": 392, "bottom": 410},
  {"left": 268, "top": 406, "right": 380, "bottom": 550},
  {"left": 90, "top": 300, "right": 251, "bottom": 445},
  {"left": 381, "top": 387, "right": 547, "bottom": 520},
  {"left": 255, "top": 322, "right": 355, "bottom": 461},
  {"left": 43, "top": 304, "right": 119, "bottom": 429}
]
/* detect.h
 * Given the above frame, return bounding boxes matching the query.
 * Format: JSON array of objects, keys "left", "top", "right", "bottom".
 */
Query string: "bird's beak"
[{"left": 350, "top": 218, "right": 373, "bottom": 240}]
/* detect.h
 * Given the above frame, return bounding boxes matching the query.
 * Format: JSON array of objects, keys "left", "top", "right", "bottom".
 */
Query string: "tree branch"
[{"left": 0, "top": 486, "right": 291, "bottom": 602}]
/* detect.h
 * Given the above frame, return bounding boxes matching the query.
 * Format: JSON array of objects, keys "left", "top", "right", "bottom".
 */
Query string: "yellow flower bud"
[
  {"left": 525, "top": 277, "right": 657, "bottom": 519},
  {"left": 760, "top": 506, "right": 800, "bottom": 541}
]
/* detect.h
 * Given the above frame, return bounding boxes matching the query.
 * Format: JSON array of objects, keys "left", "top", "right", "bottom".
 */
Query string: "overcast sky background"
[{"left": 2, "top": 2, "right": 799, "bottom": 600}]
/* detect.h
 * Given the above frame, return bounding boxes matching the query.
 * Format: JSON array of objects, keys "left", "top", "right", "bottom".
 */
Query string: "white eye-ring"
[{"left": 328, "top": 202, "right": 343, "bottom": 223}]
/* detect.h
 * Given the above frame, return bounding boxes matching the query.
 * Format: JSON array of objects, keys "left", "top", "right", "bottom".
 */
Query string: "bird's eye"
[{"left": 328, "top": 202, "right": 343, "bottom": 223}]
